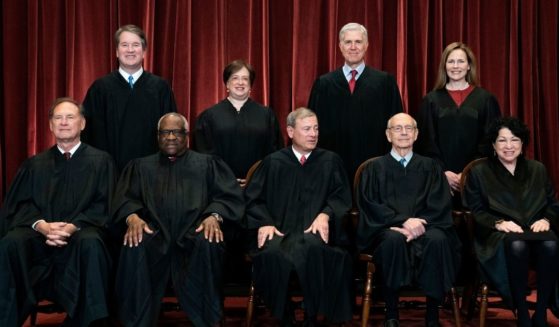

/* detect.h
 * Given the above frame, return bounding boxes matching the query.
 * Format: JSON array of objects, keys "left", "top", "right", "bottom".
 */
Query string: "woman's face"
[
  {"left": 445, "top": 49, "right": 470, "bottom": 83},
  {"left": 493, "top": 127, "right": 523, "bottom": 166},
  {"left": 226, "top": 67, "right": 251, "bottom": 100}
]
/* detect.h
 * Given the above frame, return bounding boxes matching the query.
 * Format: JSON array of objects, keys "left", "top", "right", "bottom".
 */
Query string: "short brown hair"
[
  {"left": 223, "top": 60, "right": 256, "bottom": 86},
  {"left": 48, "top": 97, "right": 84, "bottom": 119},
  {"left": 433, "top": 42, "right": 479, "bottom": 90},
  {"left": 114, "top": 24, "right": 147, "bottom": 49}
]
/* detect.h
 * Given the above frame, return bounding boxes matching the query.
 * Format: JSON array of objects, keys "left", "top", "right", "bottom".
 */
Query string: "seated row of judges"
[{"left": 0, "top": 98, "right": 557, "bottom": 327}]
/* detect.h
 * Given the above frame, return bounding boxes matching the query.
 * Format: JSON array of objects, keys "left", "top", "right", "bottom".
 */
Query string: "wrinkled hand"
[
  {"left": 124, "top": 213, "right": 154, "bottom": 247},
  {"left": 237, "top": 178, "right": 247, "bottom": 189},
  {"left": 402, "top": 218, "right": 427, "bottom": 239},
  {"left": 257, "top": 226, "right": 284, "bottom": 248},
  {"left": 530, "top": 219, "right": 550, "bottom": 233},
  {"left": 304, "top": 213, "right": 330, "bottom": 243},
  {"left": 195, "top": 216, "right": 223, "bottom": 243},
  {"left": 390, "top": 226, "right": 414, "bottom": 242},
  {"left": 445, "top": 171, "right": 461, "bottom": 193},
  {"left": 495, "top": 220, "right": 524, "bottom": 233},
  {"left": 37, "top": 221, "right": 74, "bottom": 247}
]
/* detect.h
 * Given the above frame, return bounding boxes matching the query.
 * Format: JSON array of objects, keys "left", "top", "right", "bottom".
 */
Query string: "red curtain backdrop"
[{"left": 1, "top": 0, "right": 558, "bottom": 200}]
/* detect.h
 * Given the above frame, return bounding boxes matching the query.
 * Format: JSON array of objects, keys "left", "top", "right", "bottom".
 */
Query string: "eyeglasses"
[
  {"left": 388, "top": 125, "right": 416, "bottom": 133},
  {"left": 158, "top": 129, "right": 188, "bottom": 138}
]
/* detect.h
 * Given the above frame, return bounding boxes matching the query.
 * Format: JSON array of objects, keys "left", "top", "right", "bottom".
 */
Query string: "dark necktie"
[
  {"left": 349, "top": 70, "right": 357, "bottom": 94},
  {"left": 399, "top": 158, "right": 406, "bottom": 166},
  {"left": 128, "top": 75, "right": 134, "bottom": 89},
  {"left": 64, "top": 152, "right": 71, "bottom": 160},
  {"left": 300, "top": 155, "right": 306, "bottom": 166}
]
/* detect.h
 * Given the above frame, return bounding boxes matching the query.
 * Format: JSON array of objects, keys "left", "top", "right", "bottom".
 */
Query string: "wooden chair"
[
  {"left": 242, "top": 160, "right": 261, "bottom": 327},
  {"left": 458, "top": 157, "right": 498, "bottom": 327},
  {"left": 354, "top": 157, "right": 462, "bottom": 327}
]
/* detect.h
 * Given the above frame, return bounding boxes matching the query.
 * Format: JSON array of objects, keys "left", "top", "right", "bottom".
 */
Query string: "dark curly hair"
[{"left": 487, "top": 116, "right": 530, "bottom": 146}]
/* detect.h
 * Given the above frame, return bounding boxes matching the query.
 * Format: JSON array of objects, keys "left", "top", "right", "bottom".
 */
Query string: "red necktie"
[
  {"left": 349, "top": 70, "right": 357, "bottom": 94},
  {"left": 300, "top": 155, "right": 306, "bottom": 166},
  {"left": 64, "top": 152, "right": 71, "bottom": 160}
]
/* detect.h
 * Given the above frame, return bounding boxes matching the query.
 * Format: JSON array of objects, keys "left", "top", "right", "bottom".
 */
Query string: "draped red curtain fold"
[{"left": 1, "top": 0, "right": 558, "bottom": 200}]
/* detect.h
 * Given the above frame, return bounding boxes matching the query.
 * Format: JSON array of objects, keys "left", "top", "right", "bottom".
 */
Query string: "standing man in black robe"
[
  {"left": 357, "top": 113, "right": 460, "bottom": 327},
  {"left": 112, "top": 113, "right": 244, "bottom": 327},
  {"left": 245, "top": 108, "right": 353, "bottom": 326},
  {"left": 308, "top": 22, "right": 403, "bottom": 180},
  {"left": 83, "top": 24, "right": 177, "bottom": 172},
  {"left": 0, "top": 97, "right": 116, "bottom": 326}
]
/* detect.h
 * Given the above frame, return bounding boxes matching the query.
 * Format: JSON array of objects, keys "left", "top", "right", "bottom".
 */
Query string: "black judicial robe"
[
  {"left": 308, "top": 66, "right": 403, "bottom": 179},
  {"left": 462, "top": 157, "right": 559, "bottom": 308},
  {"left": 112, "top": 150, "right": 244, "bottom": 327},
  {"left": 194, "top": 98, "right": 284, "bottom": 178},
  {"left": 82, "top": 70, "right": 177, "bottom": 171},
  {"left": 416, "top": 87, "right": 501, "bottom": 173},
  {"left": 357, "top": 154, "right": 460, "bottom": 298},
  {"left": 0, "top": 144, "right": 115, "bottom": 326},
  {"left": 245, "top": 147, "right": 353, "bottom": 322}
]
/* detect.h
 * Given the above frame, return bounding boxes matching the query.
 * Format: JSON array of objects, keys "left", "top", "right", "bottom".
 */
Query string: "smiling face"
[
  {"left": 287, "top": 115, "right": 319, "bottom": 154},
  {"left": 226, "top": 66, "right": 251, "bottom": 101},
  {"left": 158, "top": 115, "right": 188, "bottom": 156},
  {"left": 116, "top": 31, "right": 145, "bottom": 72},
  {"left": 339, "top": 29, "right": 368, "bottom": 68},
  {"left": 493, "top": 127, "right": 522, "bottom": 166},
  {"left": 49, "top": 101, "right": 86, "bottom": 145},
  {"left": 445, "top": 49, "right": 470, "bottom": 84},
  {"left": 386, "top": 113, "right": 418, "bottom": 152}
]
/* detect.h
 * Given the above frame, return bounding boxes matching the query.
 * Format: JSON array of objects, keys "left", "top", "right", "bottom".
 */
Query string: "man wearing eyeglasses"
[
  {"left": 356, "top": 113, "right": 461, "bottom": 327},
  {"left": 111, "top": 113, "right": 244, "bottom": 327}
]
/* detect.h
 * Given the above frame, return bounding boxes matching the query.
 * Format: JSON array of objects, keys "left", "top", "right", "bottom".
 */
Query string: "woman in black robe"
[
  {"left": 416, "top": 42, "right": 501, "bottom": 201},
  {"left": 194, "top": 60, "right": 283, "bottom": 187},
  {"left": 463, "top": 117, "right": 559, "bottom": 327}
]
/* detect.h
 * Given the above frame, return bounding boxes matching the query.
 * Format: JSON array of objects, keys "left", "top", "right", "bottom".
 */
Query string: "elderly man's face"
[
  {"left": 158, "top": 115, "right": 188, "bottom": 156},
  {"left": 287, "top": 115, "right": 319, "bottom": 154},
  {"left": 386, "top": 114, "right": 418, "bottom": 150},
  {"left": 116, "top": 31, "right": 145, "bottom": 72},
  {"left": 339, "top": 30, "right": 368, "bottom": 67},
  {"left": 49, "top": 102, "right": 85, "bottom": 144}
]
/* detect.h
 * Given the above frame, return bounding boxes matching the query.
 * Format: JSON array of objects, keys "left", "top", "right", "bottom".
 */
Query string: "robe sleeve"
[
  {"left": 462, "top": 166, "right": 498, "bottom": 239},
  {"left": 268, "top": 109, "right": 284, "bottom": 152},
  {"left": 543, "top": 168, "right": 559, "bottom": 226},
  {"left": 307, "top": 78, "right": 322, "bottom": 111},
  {"left": 356, "top": 161, "right": 409, "bottom": 250},
  {"left": 245, "top": 157, "right": 276, "bottom": 229},
  {"left": 1, "top": 162, "right": 42, "bottom": 233},
  {"left": 416, "top": 95, "right": 445, "bottom": 169},
  {"left": 70, "top": 156, "right": 116, "bottom": 229},
  {"left": 193, "top": 111, "right": 215, "bottom": 154},
  {"left": 321, "top": 155, "right": 352, "bottom": 243},
  {"left": 477, "top": 94, "right": 501, "bottom": 157},
  {"left": 82, "top": 81, "right": 108, "bottom": 148},
  {"left": 200, "top": 157, "right": 245, "bottom": 222},
  {"left": 111, "top": 159, "right": 150, "bottom": 226},
  {"left": 417, "top": 162, "right": 454, "bottom": 227}
]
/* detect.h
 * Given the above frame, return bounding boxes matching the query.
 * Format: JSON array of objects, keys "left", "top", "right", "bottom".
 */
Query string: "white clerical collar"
[
  {"left": 390, "top": 149, "right": 413, "bottom": 167},
  {"left": 342, "top": 62, "right": 365, "bottom": 81},
  {"left": 119, "top": 67, "right": 144, "bottom": 85},
  {"left": 291, "top": 146, "right": 311, "bottom": 162},
  {"left": 57, "top": 142, "right": 81, "bottom": 156}
]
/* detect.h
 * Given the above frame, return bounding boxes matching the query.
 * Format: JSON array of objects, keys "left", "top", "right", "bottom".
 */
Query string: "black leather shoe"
[{"left": 384, "top": 319, "right": 400, "bottom": 327}]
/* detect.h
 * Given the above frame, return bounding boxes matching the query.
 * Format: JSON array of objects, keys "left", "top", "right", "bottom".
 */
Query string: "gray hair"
[
  {"left": 339, "top": 22, "right": 368, "bottom": 43},
  {"left": 157, "top": 113, "right": 189, "bottom": 131},
  {"left": 287, "top": 107, "right": 317, "bottom": 127}
]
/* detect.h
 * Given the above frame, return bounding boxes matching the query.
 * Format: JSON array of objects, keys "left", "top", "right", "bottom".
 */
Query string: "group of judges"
[{"left": 0, "top": 21, "right": 558, "bottom": 327}]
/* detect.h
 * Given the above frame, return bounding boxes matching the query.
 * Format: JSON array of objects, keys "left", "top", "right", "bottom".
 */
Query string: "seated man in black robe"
[
  {"left": 112, "top": 113, "right": 244, "bottom": 327},
  {"left": 0, "top": 97, "right": 116, "bottom": 326},
  {"left": 357, "top": 113, "right": 461, "bottom": 327},
  {"left": 245, "top": 107, "right": 353, "bottom": 326}
]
